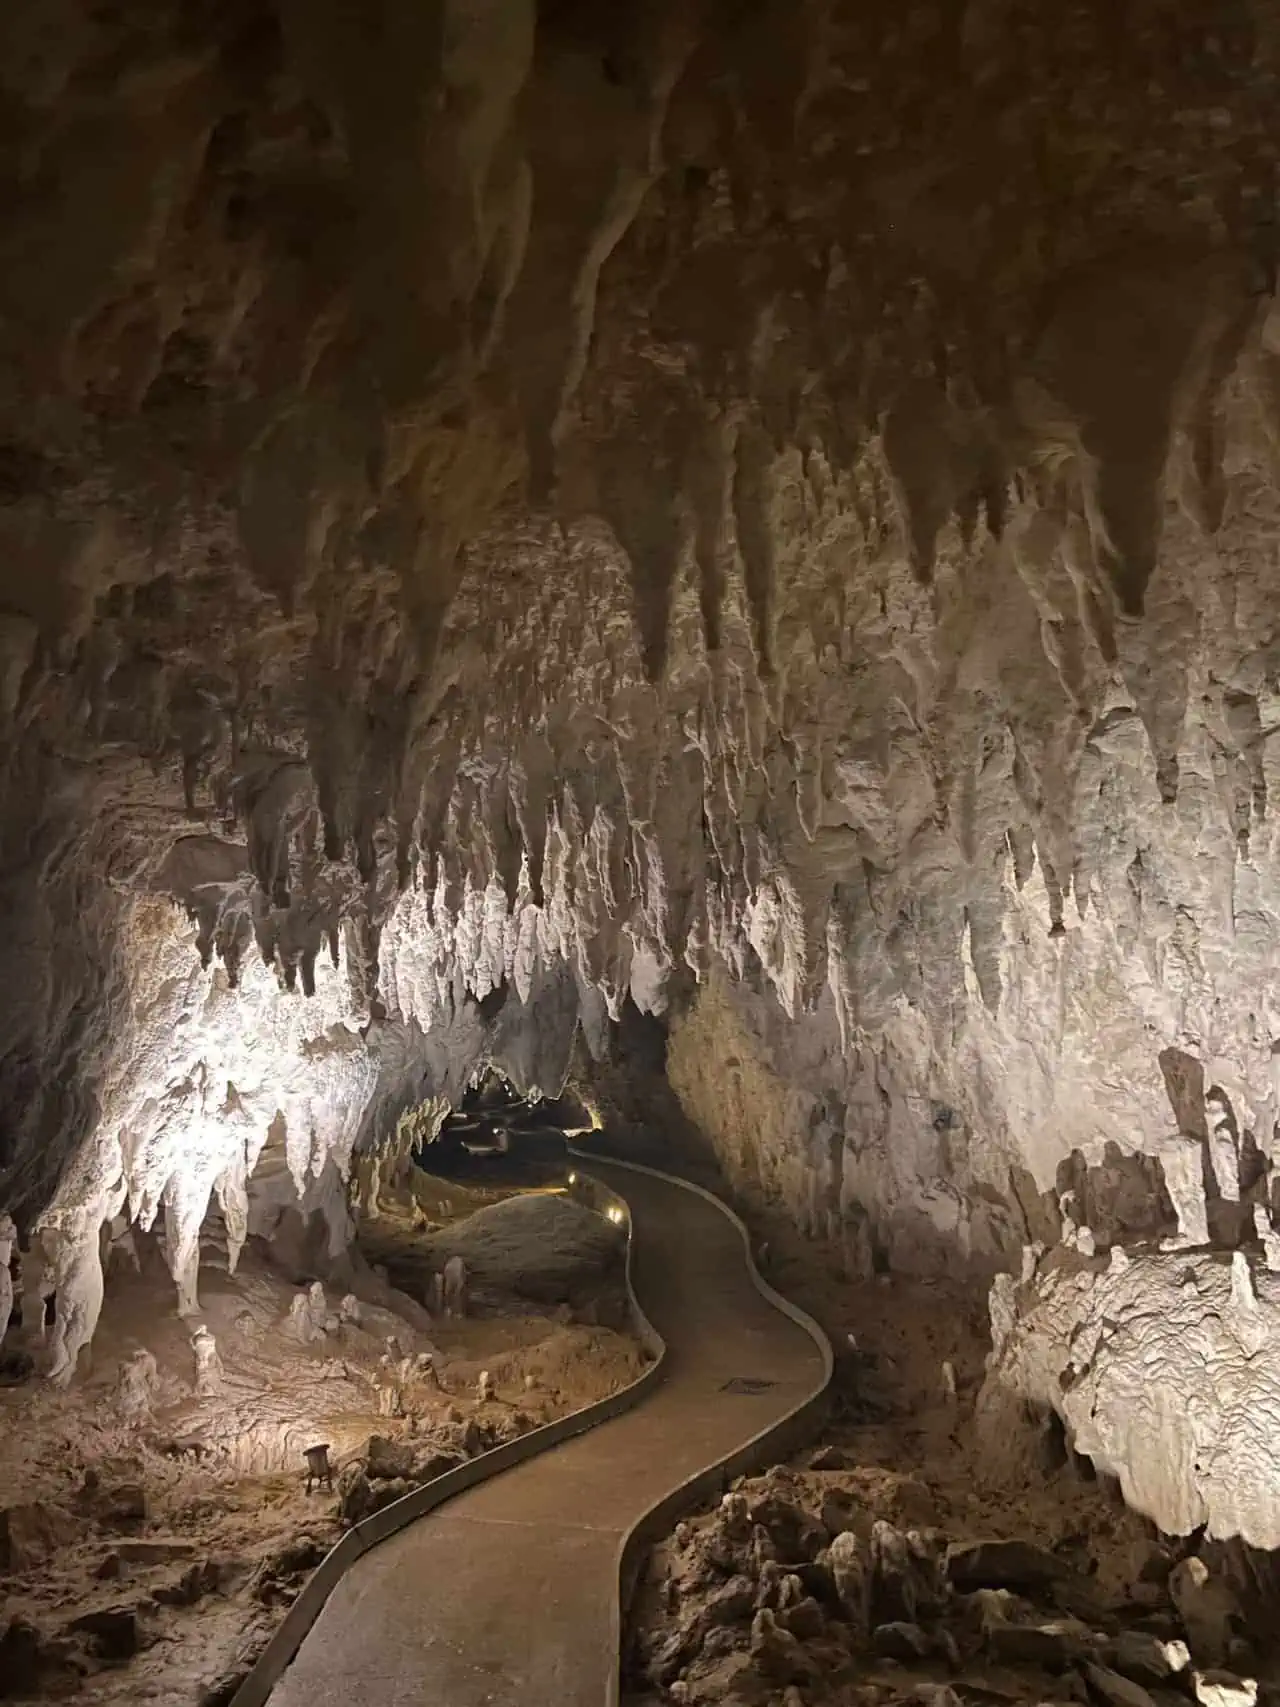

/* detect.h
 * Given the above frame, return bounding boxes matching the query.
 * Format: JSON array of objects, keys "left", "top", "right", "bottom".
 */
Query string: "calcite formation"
[
  {"left": 982, "top": 1242, "right": 1280, "bottom": 1549},
  {"left": 2, "top": 0, "right": 1280, "bottom": 1532}
]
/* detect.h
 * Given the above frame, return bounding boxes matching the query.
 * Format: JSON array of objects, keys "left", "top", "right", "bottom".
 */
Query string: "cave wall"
[{"left": 5, "top": 0, "right": 1280, "bottom": 1425}]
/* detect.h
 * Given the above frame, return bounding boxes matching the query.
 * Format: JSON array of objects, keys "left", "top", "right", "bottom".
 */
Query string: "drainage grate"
[{"left": 721, "top": 1376, "right": 778, "bottom": 1395}]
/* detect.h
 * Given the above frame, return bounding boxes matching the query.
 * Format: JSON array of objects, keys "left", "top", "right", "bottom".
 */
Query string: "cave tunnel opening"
[{"left": 415, "top": 1071, "right": 599, "bottom": 1187}]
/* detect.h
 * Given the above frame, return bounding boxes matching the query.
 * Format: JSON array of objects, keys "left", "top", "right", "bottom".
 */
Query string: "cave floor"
[
  {"left": 0, "top": 1170, "right": 643, "bottom": 1703},
  {"left": 265, "top": 1159, "right": 826, "bottom": 1707}
]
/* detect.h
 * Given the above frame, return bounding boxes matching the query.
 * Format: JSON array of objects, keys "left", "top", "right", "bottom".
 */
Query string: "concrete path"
[{"left": 267, "top": 1159, "right": 826, "bottom": 1707}]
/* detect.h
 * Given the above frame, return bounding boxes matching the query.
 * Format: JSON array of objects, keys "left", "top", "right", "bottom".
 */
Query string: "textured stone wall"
[{"left": 5, "top": 0, "right": 1280, "bottom": 1424}]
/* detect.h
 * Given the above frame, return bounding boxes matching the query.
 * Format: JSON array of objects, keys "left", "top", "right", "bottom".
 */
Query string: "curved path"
[{"left": 267, "top": 1158, "right": 827, "bottom": 1707}]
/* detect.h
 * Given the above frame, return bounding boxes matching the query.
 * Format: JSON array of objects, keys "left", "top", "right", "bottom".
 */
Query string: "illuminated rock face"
[
  {"left": 981, "top": 1246, "right": 1280, "bottom": 1550},
  {"left": 3, "top": 0, "right": 1280, "bottom": 1517}
]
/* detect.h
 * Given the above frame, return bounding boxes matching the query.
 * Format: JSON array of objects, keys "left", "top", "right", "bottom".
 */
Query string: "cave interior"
[{"left": 3, "top": 0, "right": 1280, "bottom": 1699}]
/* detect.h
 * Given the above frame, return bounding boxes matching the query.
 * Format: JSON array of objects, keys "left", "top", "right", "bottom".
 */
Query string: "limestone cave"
[{"left": 2, "top": 1, "right": 1280, "bottom": 1703}]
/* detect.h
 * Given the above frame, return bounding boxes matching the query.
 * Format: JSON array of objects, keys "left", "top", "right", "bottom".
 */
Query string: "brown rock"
[
  {"left": 809, "top": 1445, "right": 851, "bottom": 1470},
  {"left": 338, "top": 1470, "right": 374, "bottom": 1525},
  {"left": 366, "top": 1434, "right": 415, "bottom": 1480},
  {"left": 705, "top": 1576, "right": 756, "bottom": 1628},
  {"left": 154, "top": 1559, "right": 223, "bottom": 1607},
  {"left": 749, "top": 1608, "right": 814, "bottom": 1685},
  {"left": 1083, "top": 1660, "right": 1158, "bottom": 1707},
  {"left": 69, "top": 1605, "right": 140, "bottom": 1661},
  {"left": 987, "top": 1618, "right": 1090, "bottom": 1670},
  {"left": 412, "top": 1448, "right": 466, "bottom": 1483},
  {"left": 871, "top": 1620, "right": 933, "bottom": 1660},
  {"left": 0, "top": 1618, "right": 45, "bottom": 1698},
  {"left": 945, "top": 1538, "right": 1069, "bottom": 1595},
  {"left": 781, "top": 1596, "right": 825, "bottom": 1641},
  {"left": 101, "top": 1484, "right": 148, "bottom": 1528},
  {"left": 0, "top": 1502, "right": 77, "bottom": 1573},
  {"left": 1107, "top": 1630, "right": 1187, "bottom": 1685},
  {"left": 1168, "top": 1558, "right": 1239, "bottom": 1667},
  {"left": 115, "top": 1537, "right": 198, "bottom": 1565},
  {"left": 368, "top": 1476, "right": 413, "bottom": 1514}
]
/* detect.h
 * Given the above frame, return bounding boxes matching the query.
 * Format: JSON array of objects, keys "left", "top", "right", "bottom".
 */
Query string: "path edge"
[
  {"left": 568, "top": 1147, "right": 835, "bottom": 1707},
  {"left": 228, "top": 1169, "right": 665, "bottom": 1707}
]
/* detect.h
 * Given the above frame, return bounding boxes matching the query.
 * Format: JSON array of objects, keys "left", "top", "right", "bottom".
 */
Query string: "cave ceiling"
[{"left": 2, "top": 0, "right": 1280, "bottom": 1242}]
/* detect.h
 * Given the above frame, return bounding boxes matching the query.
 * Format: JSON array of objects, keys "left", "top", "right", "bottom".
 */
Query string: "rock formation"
[{"left": 2, "top": 0, "right": 1280, "bottom": 1538}]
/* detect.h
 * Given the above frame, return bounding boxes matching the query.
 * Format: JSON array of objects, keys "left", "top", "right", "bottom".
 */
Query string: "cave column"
[{"left": 45, "top": 1217, "right": 106, "bottom": 1386}]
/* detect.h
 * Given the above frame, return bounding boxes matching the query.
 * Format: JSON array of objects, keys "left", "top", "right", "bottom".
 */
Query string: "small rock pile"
[
  {"left": 0, "top": 1474, "right": 235, "bottom": 1701},
  {"left": 336, "top": 1408, "right": 540, "bottom": 1525},
  {"left": 631, "top": 1466, "right": 1270, "bottom": 1707}
]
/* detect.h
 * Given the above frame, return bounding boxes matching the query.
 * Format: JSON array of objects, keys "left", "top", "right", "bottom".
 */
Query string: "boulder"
[
  {"left": 338, "top": 1470, "right": 374, "bottom": 1525},
  {"left": 1193, "top": 1672, "right": 1258, "bottom": 1707},
  {"left": 1108, "top": 1631, "right": 1189, "bottom": 1685},
  {"left": 871, "top": 1621, "right": 933, "bottom": 1660},
  {"left": 1168, "top": 1558, "right": 1239, "bottom": 1667},
  {"left": 1082, "top": 1661, "right": 1158, "bottom": 1707},
  {"left": 780, "top": 1596, "right": 825, "bottom": 1641},
  {"left": 270, "top": 1535, "right": 326, "bottom": 1577},
  {"left": 101, "top": 1483, "right": 148, "bottom": 1527},
  {"left": 69, "top": 1605, "right": 140, "bottom": 1661},
  {"left": 367, "top": 1477, "right": 413, "bottom": 1514},
  {"left": 154, "top": 1559, "right": 223, "bottom": 1607},
  {"left": 704, "top": 1576, "right": 756, "bottom": 1628},
  {"left": 0, "top": 1618, "right": 45, "bottom": 1698},
  {"left": 808, "top": 1445, "right": 851, "bottom": 1471},
  {"left": 987, "top": 1618, "right": 1090, "bottom": 1670},
  {"left": 0, "top": 1502, "right": 76, "bottom": 1574},
  {"left": 945, "top": 1538, "right": 1069, "bottom": 1595},
  {"left": 423, "top": 1194, "right": 625, "bottom": 1306},
  {"left": 365, "top": 1435, "right": 415, "bottom": 1480},
  {"left": 412, "top": 1448, "right": 466, "bottom": 1483}
]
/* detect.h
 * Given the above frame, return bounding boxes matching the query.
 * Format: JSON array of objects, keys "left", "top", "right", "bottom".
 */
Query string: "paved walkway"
[{"left": 268, "top": 1159, "right": 827, "bottom": 1707}]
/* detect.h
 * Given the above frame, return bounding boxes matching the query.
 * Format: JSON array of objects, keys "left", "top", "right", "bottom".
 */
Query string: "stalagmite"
[
  {"left": 163, "top": 1173, "right": 211, "bottom": 1319},
  {"left": 0, "top": 1213, "right": 15, "bottom": 1349},
  {"left": 1204, "top": 1092, "right": 1241, "bottom": 1205},
  {"left": 289, "top": 1292, "right": 320, "bottom": 1346},
  {"left": 305, "top": 1283, "right": 330, "bottom": 1339},
  {"left": 46, "top": 1223, "right": 106, "bottom": 1388},
  {"left": 443, "top": 1257, "right": 469, "bottom": 1321},
  {"left": 1155, "top": 1135, "right": 1211, "bottom": 1251},
  {"left": 0, "top": 0, "right": 1279, "bottom": 1565},
  {"left": 191, "top": 1325, "right": 223, "bottom": 1397},
  {"left": 117, "top": 1348, "right": 160, "bottom": 1418},
  {"left": 1253, "top": 1206, "right": 1280, "bottom": 1273}
]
